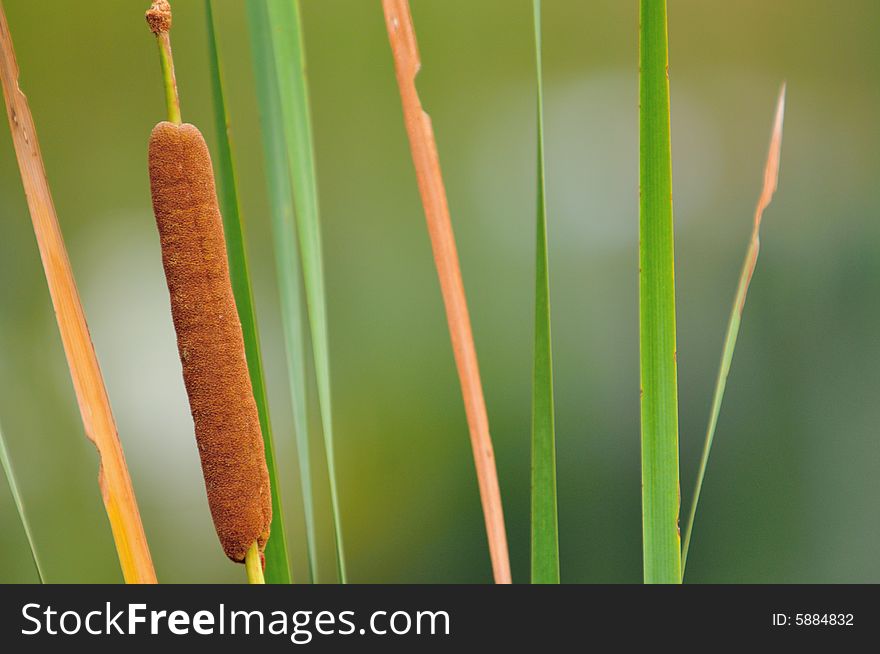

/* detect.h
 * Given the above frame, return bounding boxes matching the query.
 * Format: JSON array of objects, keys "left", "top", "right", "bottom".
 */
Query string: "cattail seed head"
[
  {"left": 148, "top": 121, "right": 271, "bottom": 562},
  {"left": 146, "top": 0, "right": 172, "bottom": 35}
]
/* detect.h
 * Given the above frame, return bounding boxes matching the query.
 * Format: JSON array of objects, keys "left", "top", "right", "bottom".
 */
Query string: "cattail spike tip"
[{"left": 146, "top": 0, "right": 172, "bottom": 35}]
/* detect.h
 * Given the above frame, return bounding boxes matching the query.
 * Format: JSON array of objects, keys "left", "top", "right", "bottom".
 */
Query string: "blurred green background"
[{"left": 1, "top": 0, "right": 878, "bottom": 583}]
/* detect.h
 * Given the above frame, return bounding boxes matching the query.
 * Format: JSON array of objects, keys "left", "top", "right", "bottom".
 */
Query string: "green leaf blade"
[
  {"left": 0, "top": 423, "right": 44, "bottom": 582},
  {"left": 205, "top": 0, "right": 291, "bottom": 584},
  {"left": 530, "top": 0, "right": 559, "bottom": 585},
  {"left": 245, "top": 0, "right": 318, "bottom": 584},
  {"left": 681, "top": 86, "right": 786, "bottom": 577},
  {"left": 249, "top": 0, "right": 345, "bottom": 582},
  {"left": 639, "top": 0, "right": 682, "bottom": 585}
]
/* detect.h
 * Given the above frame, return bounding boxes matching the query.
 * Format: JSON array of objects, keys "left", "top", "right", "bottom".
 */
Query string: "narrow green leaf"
[
  {"left": 205, "top": 0, "right": 291, "bottom": 584},
  {"left": 262, "top": 0, "right": 346, "bottom": 583},
  {"left": 530, "top": 0, "right": 559, "bottom": 585},
  {"left": 639, "top": 0, "right": 682, "bottom": 584},
  {"left": 0, "top": 423, "right": 44, "bottom": 582},
  {"left": 247, "top": 0, "right": 337, "bottom": 582},
  {"left": 245, "top": 0, "right": 318, "bottom": 584},
  {"left": 681, "top": 86, "right": 786, "bottom": 577}
]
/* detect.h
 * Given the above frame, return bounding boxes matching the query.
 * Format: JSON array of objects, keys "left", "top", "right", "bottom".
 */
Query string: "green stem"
[
  {"left": 156, "top": 32, "right": 181, "bottom": 124},
  {"left": 245, "top": 542, "right": 265, "bottom": 584}
]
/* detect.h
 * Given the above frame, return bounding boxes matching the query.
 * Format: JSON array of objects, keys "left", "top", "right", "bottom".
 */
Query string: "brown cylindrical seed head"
[
  {"left": 146, "top": 0, "right": 172, "bottom": 34},
  {"left": 148, "top": 121, "right": 271, "bottom": 562}
]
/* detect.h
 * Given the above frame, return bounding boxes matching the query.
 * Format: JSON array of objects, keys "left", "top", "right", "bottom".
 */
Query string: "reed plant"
[{"left": 0, "top": 0, "right": 787, "bottom": 585}]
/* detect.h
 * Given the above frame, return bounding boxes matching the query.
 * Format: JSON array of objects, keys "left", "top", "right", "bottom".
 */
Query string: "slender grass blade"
[
  {"left": 681, "top": 86, "right": 786, "bottom": 576},
  {"left": 257, "top": 0, "right": 346, "bottom": 582},
  {"left": 0, "top": 423, "right": 44, "bottom": 582},
  {"left": 0, "top": 5, "right": 156, "bottom": 583},
  {"left": 638, "top": 0, "right": 682, "bottom": 584},
  {"left": 530, "top": 0, "right": 559, "bottom": 585},
  {"left": 205, "top": 0, "right": 292, "bottom": 584},
  {"left": 245, "top": 0, "right": 319, "bottom": 584}
]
